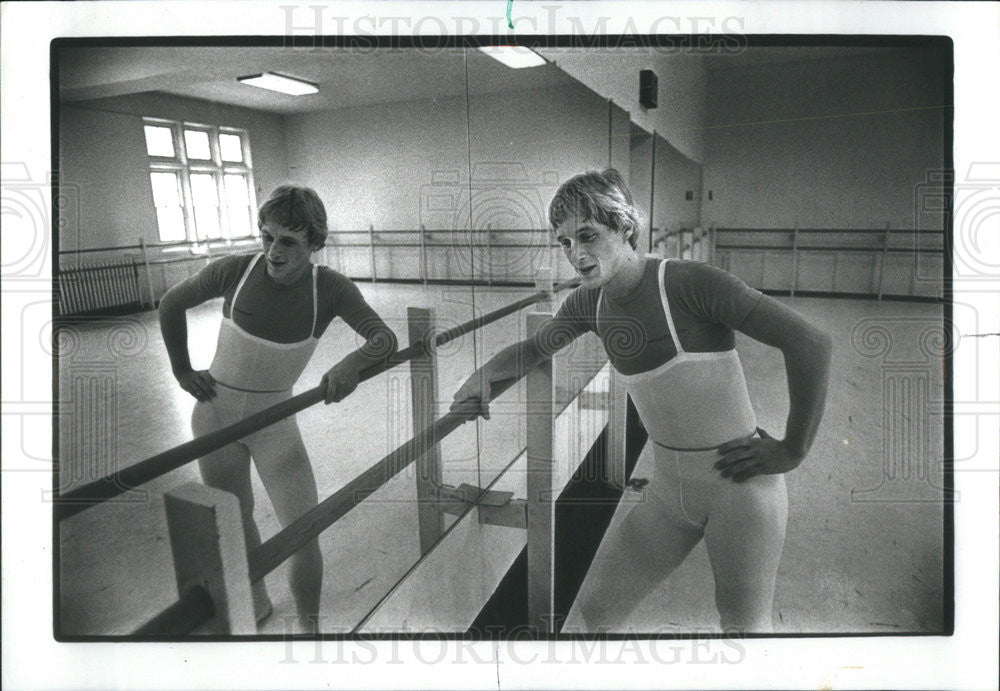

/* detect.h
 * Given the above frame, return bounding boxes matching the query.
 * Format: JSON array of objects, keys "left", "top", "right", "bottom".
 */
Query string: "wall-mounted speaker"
[{"left": 639, "top": 69, "right": 658, "bottom": 109}]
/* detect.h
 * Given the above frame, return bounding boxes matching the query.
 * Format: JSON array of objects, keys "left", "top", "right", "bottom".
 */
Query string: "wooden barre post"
[
  {"left": 408, "top": 306, "right": 445, "bottom": 554},
  {"left": 791, "top": 222, "right": 800, "bottom": 297},
  {"left": 525, "top": 311, "right": 556, "bottom": 635},
  {"left": 605, "top": 365, "right": 628, "bottom": 490},
  {"left": 419, "top": 224, "right": 427, "bottom": 284},
  {"left": 877, "top": 221, "right": 891, "bottom": 300},
  {"left": 139, "top": 237, "right": 156, "bottom": 308},
  {"left": 534, "top": 266, "right": 554, "bottom": 312},
  {"left": 163, "top": 483, "right": 255, "bottom": 635},
  {"left": 485, "top": 224, "right": 493, "bottom": 285}
]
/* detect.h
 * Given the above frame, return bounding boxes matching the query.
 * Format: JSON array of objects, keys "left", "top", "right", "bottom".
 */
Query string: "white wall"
[
  {"left": 628, "top": 128, "right": 703, "bottom": 255},
  {"left": 538, "top": 49, "right": 707, "bottom": 164},
  {"left": 59, "top": 105, "right": 158, "bottom": 252},
  {"left": 283, "top": 81, "right": 615, "bottom": 232},
  {"left": 59, "top": 93, "right": 289, "bottom": 251},
  {"left": 653, "top": 135, "right": 702, "bottom": 233},
  {"left": 284, "top": 79, "right": 630, "bottom": 282},
  {"left": 629, "top": 131, "right": 653, "bottom": 250},
  {"left": 702, "top": 48, "right": 946, "bottom": 230}
]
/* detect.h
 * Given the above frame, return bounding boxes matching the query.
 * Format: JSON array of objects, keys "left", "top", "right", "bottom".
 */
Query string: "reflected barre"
[
  {"left": 54, "top": 278, "right": 578, "bottom": 522},
  {"left": 246, "top": 378, "right": 521, "bottom": 586},
  {"left": 133, "top": 379, "right": 520, "bottom": 636}
]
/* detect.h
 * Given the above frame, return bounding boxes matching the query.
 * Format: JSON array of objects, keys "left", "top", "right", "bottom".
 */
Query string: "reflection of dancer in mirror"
[
  {"left": 452, "top": 169, "right": 831, "bottom": 632},
  {"left": 159, "top": 186, "right": 398, "bottom": 633}
]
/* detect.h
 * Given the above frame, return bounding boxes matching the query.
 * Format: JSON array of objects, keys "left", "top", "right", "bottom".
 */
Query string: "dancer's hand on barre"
[
  {"left": 451, "top": 340, "right": 545, "bottom": 420},
  {"left": 714, "top": 428, "right": 804, "bottom": 482},
  {"left": 451, "top": 370, "right": 495, "bottom": 420},
  {"left": 321, "top": 360, "right": 360, "bottom": 404},
  {"left": 175, "top": 368, "right": 217, "bottom": 402}
]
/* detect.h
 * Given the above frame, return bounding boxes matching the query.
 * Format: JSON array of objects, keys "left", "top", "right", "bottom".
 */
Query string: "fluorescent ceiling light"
[
  {"left": 237, "top": 72, "right": 318, "bottom": 96},
  {"left": 477, "top": 46, "right": 546, "bottom": 69}
]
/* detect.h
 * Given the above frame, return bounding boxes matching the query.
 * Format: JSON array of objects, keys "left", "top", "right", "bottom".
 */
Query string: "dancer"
[
  {"left": 452, "top": 169, "right": 831, "bottom": 632},
  {"left": 159, "top": 185, "right": 397, "bottom": 632}
]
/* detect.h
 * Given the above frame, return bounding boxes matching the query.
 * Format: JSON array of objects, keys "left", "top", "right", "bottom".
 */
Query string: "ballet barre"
[
  {"left": 133, "top": 308, "right": 624, "bottom": 636},
  {"left": 54, "top": 277, "right": 579, "bottom": 522},
  {"left": 64, "top": 267, "right": 632, "bottom": 636},
  {"left": 132, "top": 390, "right": 516, "bottom": 636}
]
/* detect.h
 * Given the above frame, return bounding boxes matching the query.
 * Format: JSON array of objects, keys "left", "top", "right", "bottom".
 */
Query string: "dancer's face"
[
  {"left": 261, "top": 223, "right": 313, "bottom": 285},
  {"left": 554, "top": 214, "right": 635, "bottom": 289}
]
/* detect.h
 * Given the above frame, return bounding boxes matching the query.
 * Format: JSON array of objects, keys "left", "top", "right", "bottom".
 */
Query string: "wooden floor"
[{"left": 56, "top": 282, "right": 946, "bottom": 635}]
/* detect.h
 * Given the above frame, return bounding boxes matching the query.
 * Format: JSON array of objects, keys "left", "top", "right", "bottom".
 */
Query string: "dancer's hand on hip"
[
  {"left": 714, "top": 428, "right": 804, "bottom": 482},
  {"left": 176, "top": 369, "right": 217, "bottom": 402}
]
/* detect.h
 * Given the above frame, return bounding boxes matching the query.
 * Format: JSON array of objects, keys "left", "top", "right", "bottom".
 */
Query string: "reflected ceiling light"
[
  {"left": 477, "top": 45, "right": 546, "bottom": 69},
  {"left": 237, "top": 72, "right": 318, "bottom": 96}
]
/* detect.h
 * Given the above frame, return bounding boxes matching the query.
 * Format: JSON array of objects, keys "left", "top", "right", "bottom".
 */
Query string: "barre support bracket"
[{"left": 437, "top": 482, "right": 527, "bottom": 530}]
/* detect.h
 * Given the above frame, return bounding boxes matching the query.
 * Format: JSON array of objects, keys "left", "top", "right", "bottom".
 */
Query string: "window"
[{"left": 143, "top": 119, "right": 257, "bottom": 242}]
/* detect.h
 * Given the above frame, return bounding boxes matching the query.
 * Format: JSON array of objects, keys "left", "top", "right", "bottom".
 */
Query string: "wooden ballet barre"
[
  {"left": 247, "top": 379, "right": 520, "bottom": 586},
  {"left": 132, "top": 380, "right": 520, "bottom": 635},
  {"left": 55, "top": 279, "right": 579, "bottom": 522},
  {"left": 413, "top": 277, "right": 577, "bottom": 346}
]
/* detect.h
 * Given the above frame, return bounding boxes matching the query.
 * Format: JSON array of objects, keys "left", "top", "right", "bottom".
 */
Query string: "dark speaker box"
[{"left": 639, "top": 69, "right": 658, "bottom": 109}]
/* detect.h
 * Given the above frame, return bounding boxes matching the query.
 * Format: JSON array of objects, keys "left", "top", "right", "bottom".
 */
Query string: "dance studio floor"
[{"left": 56, "top": 281, "right": 946, "bottom": 635}]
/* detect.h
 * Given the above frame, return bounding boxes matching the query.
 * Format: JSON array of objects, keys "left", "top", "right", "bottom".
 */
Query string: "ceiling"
[
  {"left": 701, "top": 45, "right": 896, "bottom": 72},
  {"left": 57, "top": 45, "right": 574, "bottom": 113},
  {"left": 58, "top": 44, "right": 901, "bottom": 114}
]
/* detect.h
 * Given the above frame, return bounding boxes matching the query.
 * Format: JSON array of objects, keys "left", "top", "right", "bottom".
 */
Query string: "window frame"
[{"left": 143, "top": 117, "right": 258, "bottom": 244}]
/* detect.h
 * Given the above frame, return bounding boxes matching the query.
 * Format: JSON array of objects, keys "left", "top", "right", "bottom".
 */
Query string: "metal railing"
[
  {"left": 712, "top": 225, "right": 945, "bottom": 300},
  {"left": 56, "top": 224, "right": 944, "bottom": 311}
]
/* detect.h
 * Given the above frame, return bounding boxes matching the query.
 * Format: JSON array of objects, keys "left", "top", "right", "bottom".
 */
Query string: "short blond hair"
[{"left": 548, "top": 168, "right": 639, "bottom": 250}]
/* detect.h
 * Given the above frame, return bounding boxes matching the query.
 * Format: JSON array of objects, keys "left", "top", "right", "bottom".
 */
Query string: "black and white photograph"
[{"left": 2, "top": 1, "right": 998, "bottom": 689}]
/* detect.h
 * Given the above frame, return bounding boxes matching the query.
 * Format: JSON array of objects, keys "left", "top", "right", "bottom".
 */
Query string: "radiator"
[{"left": 58, "top": 260, "right": 144, "bottom": 316}]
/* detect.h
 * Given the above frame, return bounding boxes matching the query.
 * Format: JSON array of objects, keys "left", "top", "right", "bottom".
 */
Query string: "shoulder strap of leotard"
[
  {"left": 231, "top": 253, "right": 263, "bottom": 312},
  {"left": 658, "top": 259, "right": 685, "bottom": 355},
  {"left": 310, "top": 264, "right": 318, "bottom": 337},
  {"left": 595, "top": 287, "right": 604, "bottom": 336}
]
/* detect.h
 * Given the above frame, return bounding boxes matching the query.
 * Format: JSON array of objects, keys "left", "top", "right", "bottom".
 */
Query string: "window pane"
[
  {"left": 223, "top": 173, "right": 248, "bottom": 205},
  {"left": 219, "top": 133, "right": 244, "bottom": 162},
  {"left": 228, "top": 206, "right": 252, "bottom": 237},
  {"left": 184, "top": 129, "right": 212, "bottom": 160},
  {"left": 144, "top": 125, "right": 175, "bottom": 157},
  {"left": 191, "top": 173, "right": 221, "bottom": 239},
  {"left": 150, "top": 173, "right": 185, "bottom": 241},
  {"left": 224, "top": 174, "right": 252, "bottom": 236},
  {"left": 150, "top": 172, "right": 180, "bottom": 207},
  {"left": 156, "top": 208, "right": 186, "bottom": 241},
  {"left": 191, "top": 173, "right": 218, "bottom": 205}
]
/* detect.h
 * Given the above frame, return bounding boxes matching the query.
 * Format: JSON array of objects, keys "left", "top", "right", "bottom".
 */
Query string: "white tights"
[{"left": 577, "top": 443, "right": 788, "bottom": 632}]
